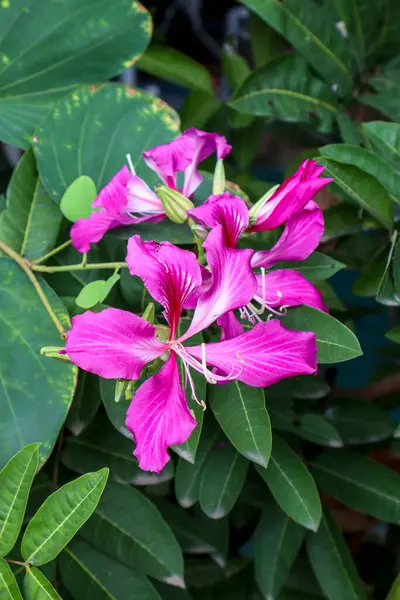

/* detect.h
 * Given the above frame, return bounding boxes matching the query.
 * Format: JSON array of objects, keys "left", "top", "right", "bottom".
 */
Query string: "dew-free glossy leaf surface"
[
  {"left": 34, "top": 84, "right": 180, "bottom": 203},
  {"left": 272, "top": 252, "right": 345, "bottom": 282},
  {"left": 0, "top": 0, "right": 152, "bottom": 147},
  {"left": 0, "top": 443, "right": 39, "bottom": 557},
  {"left": 362, "top": 121, "right": 400, "bottom": 169},
  {"left": 324, "top": 399, "right": 395, "bottom": 444},
  {"left": 24, "top": 567, "right": 62, "bottom": 600},
  {"left": 0, "top": 259, "right": 77, "bottom": 468},
  {"left": 21, "top": 468, "right": 109, "bottom": 565},
  {"left": 60, "top": 176, "right": 97, "bottom": 222},
  {"left": 0, "top": 558, "right": 22, "bottom": 600}
]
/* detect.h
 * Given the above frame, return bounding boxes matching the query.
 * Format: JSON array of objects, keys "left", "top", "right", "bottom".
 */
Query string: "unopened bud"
[
  {"left": 156, "top": 186, "right": 194, "bottom": 224},
  {"left": 191, "top": 223, "right": 208, "bottom": 241},
  {"left": 213, "top": 159, "right": 225, "bottom": 195},
  {"left": 142, "top": 302, "right": 155, "bottom": 324},
  {"left": 40, "top": 346, "right": 72, "bottom": 363},
  {"left": 248, "top": 184, "right": 279, "bottom": 222}
]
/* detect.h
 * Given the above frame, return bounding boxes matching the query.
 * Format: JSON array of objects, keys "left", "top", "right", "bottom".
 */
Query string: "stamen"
[
  {"left": 126, "top": 153, "right": 136, "bottom": 175},
  {"left": 181, "top": 357, "right": 206, "bottom": 410},
  {"left": 201, "top": 343, "right": 214, "bottom": 384}
]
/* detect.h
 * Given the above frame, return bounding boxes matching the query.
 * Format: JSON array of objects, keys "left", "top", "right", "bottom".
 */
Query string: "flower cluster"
[{"left": 63, "top": 128, "right": 332, "bottom": 473}]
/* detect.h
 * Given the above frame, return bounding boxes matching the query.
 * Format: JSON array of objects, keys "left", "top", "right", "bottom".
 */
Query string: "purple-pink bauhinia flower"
[
  {"left": 188, "top": 188, "right": 328, "bottom": 340},
  {"left": 71, "top": 128, "right": 232, "bottom": 253},
  {"left": 248, "top": 159, "right": 332, "bottom": 233},
  {"left": 63, "top": 230, "right": 317, "bottom": 472}
]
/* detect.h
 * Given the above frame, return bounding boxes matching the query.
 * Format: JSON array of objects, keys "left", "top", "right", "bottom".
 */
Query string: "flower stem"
[
  {"left": 32, "top": 261, "right": 129, "bottom": 273},
  {"left": 31, "top": 239, "right": 72, "bottom": 265},
  {"left": 6, "top": 559, "right": 29, "bottom": 568},
  {"left": 0, "top": 241, "right": 66, "bottom": 339}
]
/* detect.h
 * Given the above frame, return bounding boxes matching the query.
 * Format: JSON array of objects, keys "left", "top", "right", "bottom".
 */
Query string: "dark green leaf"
[
  {"left": 137, "top": 46, "right": 214, "bottom": 93},
  {"left": 100, "top": 378, "right": 131, "bottom": 439},
  {"left": 184, "top": 557, "right": 249, "bottom": 589},
  {"left": 362, "top": 121, "right": 400, "bottom": 168},
  {"left": 60, "top": 539, "right": 161, "bottom": 600},
  {"left": 325, "top": 399, "right": 395, "bottom": 444},
  {"left": 66, "top": 372, "right": 100, "bottom": 436},
  {"left": 0, "top": 0, "right": 151, "bottom": 147},
  {"left": 239, "top": 0, "right": 353, "bottom": 95},
  {"left": 272, "top": 252, "right": 345, "bottom": 281},
  {"left": 0, "top": 443, "right": 39, "bottom": 558},
  {"left": 386, "top": 326, "right": 400, "bottom": 343},
  {"left": 360, "top": 91, "right": 400, "bottom": 124},
  {"left": 209, "top": 381, "right": 271, "bottom": 468},
  {"left": 387, "top": 573, "right": 400, "bottom": 600},
  {"left": 311, "top": 450, "right": 400, "bottom": 522},
  {"left": 34, "top": 84, "right": 180, "bottom": 203},
  {"left": 353, "top": 246, "right": 390, "bottom": 297},
  {"left": 256, "top": 435, "right": 321, "bottom": 531},
  {"left": 318, "top": 158, "right": 393, "bottom": 228},
  {"left": 231, "top": 55, "right": 338, "bottom": 133},
  {"left": 281, "top": 305, "right": 362, "bottom": 363},
  {"left": 0, "top": 149, "right": 62, "bottom": 261},
  {"left": 333, "top": 0, "right": 380, "bottom": 69},
  {"left": 323, "top": 204, "right": 362, "bottom": 240},
  {"left": 179, "top": 91, "right": 222, "bottom": 131},
  {"left": 24, "top": 567, "right": 61, "bottom": 600},
  {"left": 200, "top": 441, "right": 249, "bottom": 519},
  {"left": 393, "top": 237, "right": 400, "bottom": 294},
  {"left": 21, "top": 468, "right": 109, "bottom": 565},
  {"left": 222, "top": 43, "right": 251, "bottom": 91},
  {"left": 254, "top": 498, "right": 306, "bottom": 598},
  {"left": 320, "top": 144, "right": 400, "bottom": 202},
  {"left": 0, "top": 558, "right": 22, "bottom": 599},
  {"left": 335, "top": 112, "right": 363, "bottom": 145},
  {"left": 60, "top": 176, "right": 97, "bottom": 222},
  {"left": 315, "top": 280, "right": 346, "bottom": 312},
  {"left": 175, "top": 415, "right": 219, "bottom": 508},
  {"left": 306, "top": 508, "right": 367, "bottom": 600},
  {"left": 114, "top": 219, "right": 193, "bottom": 246},
  {"left": 249, "top": 11, "right": 285, "bottom": 68},
  {"left": 377, "top": 233, "right": 399, "bottom": 306},
  {"left": 294, "top": 414, "right": 343, "bottom": 447},
  {"left": 0, "top": 259, "right": 77, "bottom": 468},
  {"left": 80, "top": 483, "right": 184, "bottom": 586}
]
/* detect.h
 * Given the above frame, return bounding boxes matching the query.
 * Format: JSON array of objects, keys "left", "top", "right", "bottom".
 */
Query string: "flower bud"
[
  {"left": 40, "top": 346, "right": 72, "bottom": 363},
  {"left": 248, "top": 184, "right": 279, "bottom": 222},
  {"left": 156, "top": 186, "right": 194, "bottom": 224},
  {"left": 213, "top": 159, "right": 225, "bottom": 195},
  {"left": 142, "top": 302, "right": 155, "bottom": 324},
  {"left": 115, "top": 379, "right": 129, "bottom": 403}
]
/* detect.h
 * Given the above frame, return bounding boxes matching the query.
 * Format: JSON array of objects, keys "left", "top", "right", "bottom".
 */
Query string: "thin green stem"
[
  {"left": 0, "top": 241, "right": 66, "bottom": 339},
  {"left": 31, "top": 239, "right": 72, "bottom": 265},
  {"left": 32, "top": 261, "right": 128, "bottom": 273}
]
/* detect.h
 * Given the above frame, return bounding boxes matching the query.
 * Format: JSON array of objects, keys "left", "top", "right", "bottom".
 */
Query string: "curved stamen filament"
[
  {"left": 181, "top": 357, "right": 206, "bottom": 410},
  {"left": 126, "top": 153, "right": 136, "bottom": 175},
  {"left": 172, "top": 343, "right": 242, "bottom": 385}
]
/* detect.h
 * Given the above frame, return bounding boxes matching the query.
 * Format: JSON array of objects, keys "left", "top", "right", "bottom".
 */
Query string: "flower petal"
[
  {"left": 217, "top": 310, "right": 244, "bottom": 340},
  {"left": 187, "top": 320, "right": 317, "bottom": 387},
  {"left": 126, "top": 175, "right": 166, "bottom": 217},
  {"left": 183, "top": 266, "right": 212, "bottom": 309},
  {"left": 64, "top": 308, "right": 167, "bottom": 379},
  {"left": 254, "top": 269, "right": 328, "bottom": 312},
  {"left": 70, "top": 209, "right": 132, "bottom": 253},
  {"left": 127, "top": 236, "right": 202, "bottom": 338},
  {"left": 251, "top": 201, "right": 324, "bottom": 268},
  {"left": 180, "top": 225, "right": 257, "bottom": 340},
  {"left": 92, "top": 166, "right": 131, "bottom": 215},
  {"left": 143, "top": 136, "right": 194, "bottom": 189},
  {"left": 249, "top": 159, "right": 332, "bottom": 232},
  {"left": 188, "top": 193, "right": 248, "bottom": 248},
  {"left": 126, "top": 353, "right": 197, "bottom": 473}
]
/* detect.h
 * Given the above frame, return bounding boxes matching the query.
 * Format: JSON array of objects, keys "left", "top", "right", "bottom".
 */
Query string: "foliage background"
[{"left": 2, "top": 0, "right": 400, "bottom": 599}]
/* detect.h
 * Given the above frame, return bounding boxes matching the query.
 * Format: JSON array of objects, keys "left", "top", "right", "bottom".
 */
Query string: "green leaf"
[
  {"left": 199, "top": 441, "right": 249, "bottom": 519},
  {"left": 62, "top": 415, "right": 174, "bottom": 486},
  {"left": 272, "top": 252, "right": 345, "bottom": 281},
  {"left": 294, "top": 414, "right": 343, "bottom": 447},
  {"left": 254, "top": 497, "right": 306, "bottom": 598},
  {"left": 60, "top": 176, "right": 97, "bottom": 222},
  {"left": 239, "top": 0, "right": 353, "bottom": 95},
  {"left": 318, "top": 158, "right": 393, "bottom": 228},
  {"left": 21, "top": 468, "right": 109, "bottom": 565},
  {"left": 393, "top": 237, "right": 400, "bottom": 294},
  {"left": 0, "top": 443, "right": 39, "bottom": 558},
  {"left": 362, "top": 121, "right": 400, "bottom": 169},
  {"left": 386, "top": 326, "right": 400, "bottom": 343},
  {"left": 0, "top": 0, "right": 152, "bottom": 147},
  {"left": 230, "top": 55, "right": 338, "bottom": 133},
  {"left": 320, "top": 144, "right": 400, "bottom": 202},
  {"left": 0, "top": 149, "right": 62, "bottom": 261},
  {"left": 311, "top": 450, "right": 400, "bottom": 522},
  {"left": 0, "top": 558, "right": 23, "bottom": 599},
  {"left": 179, "top": 91, "right": 222, "bottom": 131},
  {"left": 360, "top": 90, "right": 400, "bottom": 124},
  {"left": 256, "top": 435, "right": 321, "bottom": 531},
  {"left": 335, "top": 112, "right": 363, "bottom": 145},
  {"left": 249, "top": 11, "right": 285, "bottom": 68},
  {"left": 325, "top": 399, "right": 395, "bottom": 444},
  {"left": 137, "top": 46, "right": 214, "bottom": 94},
  {"left": 281, "top": 305, "right": 362, "bottom": 363},
  {"left": 60, "top": 539, "right": 161, "bottom": 600},
  {"left": 306, "top": 508, "right": 367, "bottom": 600},
  {"left": 387, "top": 573, "right": 400, "bottom": 600},
  {"left": 99, "top": 378, "right": 131, "bottom": 439},
  {"left": 333, "top": 0, "right": 380, "bottom": 69},
  {"left": 209, "top": 381, "right": 271, "bottom": 468},
  {"left": 24, "top": 567, "right": 61, "bottom": 600},
  {"left": 66, "top": 372, "right": 100, "bottom": 436},
  {"left": 175, "top": 415, "right": 219, "bottom": 508},
  {"left": 79, "top": 483, "right": 184, "bottom": 586},
  {"left": 116, "top": 218, "right": 194, "bottom": 246},
  {"left": 34, "top": 84, "right": 180, "bottom": 203},
  {"left": 222, "top": 43, "right": 251, "bottom": 91},
  {"left": 0, "top": 258, "right": 77, "bottom": 468},
  {"left": 377, "top": 233, "right": 399, "bottom": 306},
  {"left": 75, "top": 275, "right": 120, "bottom": 309}
]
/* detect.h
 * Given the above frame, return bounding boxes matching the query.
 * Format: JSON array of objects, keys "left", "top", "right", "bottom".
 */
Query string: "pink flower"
[
  {"left": 71, "top": 166, "right": 165, "bottom": 253},
  {"left": 143, "top": 128, "right": 232, "bottom": 198},
  {"left": 63, "top": 232, "right": 317, "bottom": 472},
  {"left": 248, "top": 160, "right": 332, "bottom": 233},
  {"left": 189, "top": 193, "right": 327, "bottom": 339}
]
